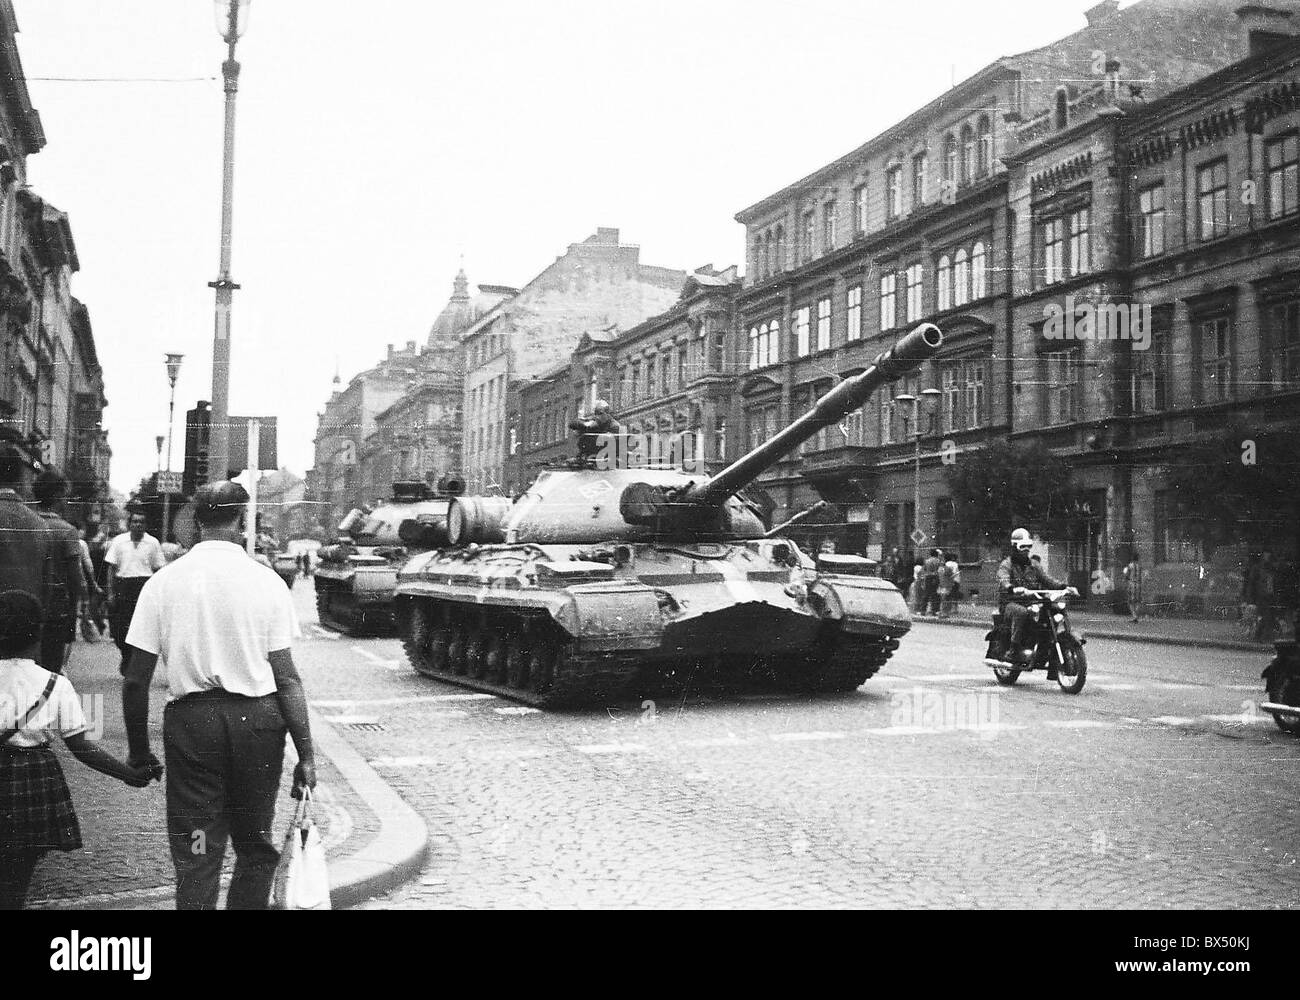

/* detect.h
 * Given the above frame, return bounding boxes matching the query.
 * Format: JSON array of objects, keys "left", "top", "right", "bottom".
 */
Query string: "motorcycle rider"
[{"left": 996, "top": 528, "right": 1074, "bottom": 663}]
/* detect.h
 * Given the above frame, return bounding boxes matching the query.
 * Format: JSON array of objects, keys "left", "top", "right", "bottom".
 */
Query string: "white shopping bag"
[{"left": 271, "top": 788, "right": 332, "bottom": 910}]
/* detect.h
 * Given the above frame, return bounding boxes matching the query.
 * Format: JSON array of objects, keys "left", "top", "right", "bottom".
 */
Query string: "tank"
[
  {"left": 395, "top": 323, "right": 943, "bottom": 706},
  {"left": 314, "top": 479, "right": 463, "bottom": 633}
]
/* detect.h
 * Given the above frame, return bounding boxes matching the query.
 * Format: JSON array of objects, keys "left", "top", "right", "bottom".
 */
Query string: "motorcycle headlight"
[
  {"left": 1052, "top": 613, "right": 1065, "bottom": 624},
  {"left": 1028, "top": 604, "right": 1042, "bottom": 614}
]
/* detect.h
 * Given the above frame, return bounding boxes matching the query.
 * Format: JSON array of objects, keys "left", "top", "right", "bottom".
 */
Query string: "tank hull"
[
  {"left": 395, "top": 540, "right": 910, "bottom": 707},
  {"left": 314, "top": 561, "right": 401, "bottom": 634}
]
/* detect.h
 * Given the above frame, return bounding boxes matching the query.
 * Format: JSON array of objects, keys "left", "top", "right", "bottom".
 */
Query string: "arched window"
[
  {"left": 774, "top": 225, "right": 785, "bottom": 272},
  {"left": 954, "top": 248, "right": 970, "bottom": 306},
  {"left": 748, "top": 326, "right": 760, "bottom": 370},
  {"left": 943, "top": 133, "right": 958, "bottom": 182},
  {"left": 937, "top": 254, "right": 952, "bottom": 311},
  {"left": 976, "top": 115, "right": 992, "bottom": 177},
  {"left": 971, "top": 241, "right": 987, "bottom": 300},
  {"left": 960, "top": 123, "right": 975, "bottom": 184},
  {"left": 1054, "top": 87, "right": 1068, "bottom": 130}
]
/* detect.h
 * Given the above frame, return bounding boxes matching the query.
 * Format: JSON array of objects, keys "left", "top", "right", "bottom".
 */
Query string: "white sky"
[{"left": 14, "top": 0, "right": 1101, "bottom": 492}]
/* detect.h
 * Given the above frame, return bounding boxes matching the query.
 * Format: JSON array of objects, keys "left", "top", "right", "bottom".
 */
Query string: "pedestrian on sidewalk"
[
  {"left": 104, "top": 512, "right": 165, "bottom": 676},
  {"left": 0, "top": 429, "right": 52, "bottom": 625},
  {"left": 87, "top": 522, "right": 110, "bottom": 637},
  {"left": 75, "top": 524, "right": 102, "bottom": 642},
  {"left": 1123, "top": 551, "right": 1144, "bottom": 623},
  {"left": 32, "top": 470, "right": 82, "bottom": 674},
  {"left": 1249, "top": 550, "right": 1278, "bottom": 642},
  {"left": 940, "top": 552, "right": 961, "bottom": 617},
  {"left": 0, "top": 590, "right": 155, "bottom": 910},
  {"left": 909, "top": 558, "right": 924, "bottom": 612},
  {"left": 122, "top": 481, "right": 317, "bottom": 911},
  {"left": 921, "top": 548, "right": 943, "bottom": 616}
]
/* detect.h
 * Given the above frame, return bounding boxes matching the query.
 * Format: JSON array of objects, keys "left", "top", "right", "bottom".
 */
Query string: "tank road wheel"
[
  {"left": 428, "top": 623, "right": 452, "bottom": 674},
  {"left": 485, "top": 631, "right": 511, "bottom": 685},
  {"left": 466, "top": 626, "right": 490, "bottom": 680},
  {"left": 404, "top": 602, "right": 434, "bottom": 677},
  {"left": 505, "top": 633, "right": 530, "bottom": 689},
  {"left": 529, "top": 636, "right": 559, "bottom": 696},
  {"left": 447, "top": 621, "right": 470, "bottom": 676}
]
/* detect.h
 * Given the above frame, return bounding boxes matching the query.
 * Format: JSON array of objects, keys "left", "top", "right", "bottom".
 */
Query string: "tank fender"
[
  {"left": 809, "top": 576, "right": 911, "bottom": 637},
  {"left": 552, "top": 582, "right": 665, "bottom": 652}
]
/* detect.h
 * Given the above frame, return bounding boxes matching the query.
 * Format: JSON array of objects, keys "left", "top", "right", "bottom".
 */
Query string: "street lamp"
[
  {"left": 155, "top": 435, "right": 164, "bottom": 475},
  {"left": 207, "top": 0, "right": 251, "bottom": 484},
  {"left": 894, "top": 386, "right": 942, "bottom": 551},
  {"left": 162, "top": 352, "right": 183, "bottom": 542}
]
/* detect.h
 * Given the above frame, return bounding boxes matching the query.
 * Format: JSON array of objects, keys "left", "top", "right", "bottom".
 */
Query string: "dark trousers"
[
  {"left": 111, "top": 577, "right": 148, "bottom": 669},
  {"left": 1004, "top": 602, "right": 1032, "bottom": 649},
  {"left": 0, "top": 848, "right": 44, "bottom": 910},
  {"left": 922, "top": 576, "right": 941, "bottom": 614},
  {"left": 163, "top": 691, "right": 287, "bottom": 910}
]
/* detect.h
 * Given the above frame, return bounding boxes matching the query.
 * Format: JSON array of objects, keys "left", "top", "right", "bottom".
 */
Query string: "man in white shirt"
[
  {"left": 104, "top": 512, "right": 165, "bottom": 674},
  {"left": 122, "top": 481, "right": 316, "bottom": 910}
]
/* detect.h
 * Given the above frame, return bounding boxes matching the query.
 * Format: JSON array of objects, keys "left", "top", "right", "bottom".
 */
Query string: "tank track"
[{"left": 397, "top": 597, "right": 902, "bottom": 707}]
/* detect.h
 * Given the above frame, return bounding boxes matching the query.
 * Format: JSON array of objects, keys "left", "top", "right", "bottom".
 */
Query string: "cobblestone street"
[{"left": 282, "top": 583, "right": 1300, "bottom": 909}]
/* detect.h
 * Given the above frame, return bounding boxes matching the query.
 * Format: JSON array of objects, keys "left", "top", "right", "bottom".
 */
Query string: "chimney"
[
  {"left": 594, "top": 227, "right": 619, "bottom": 244},
  {"left": 387, "top": 343, "right": 394, "bottom": 359},
  {"left": 1084, "top": 0, "right": 1119, "bottom": 27},
  {"left": 1105, "top": 58, "right": 1121, "bottom": 102},
  {"left": 1236, "top": 5, "right": 1297, "bottom": 58}
]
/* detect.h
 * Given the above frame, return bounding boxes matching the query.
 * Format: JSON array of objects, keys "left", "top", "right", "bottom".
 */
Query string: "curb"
[
  {"left": 309, "top": 707, "right": 429, "bottom": 909},
  {"left": 916, "top": 613, "right": 1271, "bottom": 654}
]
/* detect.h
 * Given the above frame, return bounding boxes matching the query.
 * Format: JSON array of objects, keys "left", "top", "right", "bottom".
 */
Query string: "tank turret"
[{"left": 397, "top": 324, "right": 943, "bottom": 706}]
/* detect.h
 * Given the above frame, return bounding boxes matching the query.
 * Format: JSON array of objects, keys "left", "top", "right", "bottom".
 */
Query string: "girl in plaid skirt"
[{"left": 0, "top": 590, "right": 155, "bottom": 909}]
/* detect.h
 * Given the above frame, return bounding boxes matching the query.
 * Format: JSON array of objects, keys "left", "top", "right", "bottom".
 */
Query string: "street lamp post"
[
  {"left": 894, "top": 387, "right": 942, "bottom": 551},
  {"left": 207, "top": 0, "right": 251, "bottom": 484},
  {"left": 155, "top": 435, "right": 164, "bottom": 475},
  {"left": 161, "top": 353, "right": 184, "bottom": 543}
]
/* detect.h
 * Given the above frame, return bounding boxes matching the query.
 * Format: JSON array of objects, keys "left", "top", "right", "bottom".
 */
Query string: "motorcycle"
[
  {"left": 983, "top": 587, "right": 1087, "bottom": 694},
  {"left": 1261, "top": 638, "right": 1300, "bottom": 734}
]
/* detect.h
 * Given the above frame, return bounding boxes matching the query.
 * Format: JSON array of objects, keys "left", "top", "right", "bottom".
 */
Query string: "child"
[{"left": 0, "top": 589, "right": 156, "bottom": 909}]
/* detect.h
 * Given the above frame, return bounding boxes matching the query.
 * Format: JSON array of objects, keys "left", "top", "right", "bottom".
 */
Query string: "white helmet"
[{"left": 1010, "top": 527, "right": 1033, "bottom": 550}]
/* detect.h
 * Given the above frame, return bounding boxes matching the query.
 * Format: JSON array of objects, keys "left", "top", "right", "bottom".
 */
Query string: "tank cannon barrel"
[{"left": 683, "top": 323, "right": 942, "bottom": 507}]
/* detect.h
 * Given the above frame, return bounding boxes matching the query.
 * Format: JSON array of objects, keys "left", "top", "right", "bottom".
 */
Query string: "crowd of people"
[
  {"left": 878, "top": 546, "right": 964, "bottom": 618},
  {"left": 0, "top": 428, "right": 314, "bottom": 910}
]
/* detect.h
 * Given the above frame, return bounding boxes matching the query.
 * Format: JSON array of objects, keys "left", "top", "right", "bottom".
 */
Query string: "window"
[
  {"left": 960, "top": 123, "right": 975, "bottom": 184},
  {"left": 940, "top": 364, "right": 960, "bottom": 433},
  {"left": 1197, "top": 160, "right": 1229, "bottom": 240},
  {"left": 879, "top": 272, "right": 897, "bottom": 331},
  {"left": 1154, "top": 490, "right": 1203, "bottom": 564},
  {"left": 803, "top": 210, "right": 816, "bottom": 259},
  {"left": 964, "top": 361, "right": 985, "bottom": 429},
  {"left": 711, "top": 331, "right": 725, "bottom": 371},
  {"left": 1267, "top": 135, "right": 1299, "bottom": 220},
  {"left": 747, "top": 403, "right": 779, "bottom": 451},
  {"left": 905, "top": 263, "right": 924, "bottom": 322},
  {"left": 1054, "top": 87, "right": 1068, "bottom": 130},
  {"left": 816, "top": 297, "right": 831, "bottom": 351},
  {"left": 1199, "top": 315, "right": 1232, "bottom": 401},
  {"left": 853, "top": 183, "right": 868, "bottom": 235},
  {"left": 760, "top": 232, "right": 771, "bottom": 279},
  {"left": 629, "top": 361, "right": 640, "bottom": 401},
  {"left": 886, "top": 166, "right": 903, "bottom": 220},
  {"left": 644, "top": 359, "right": 654, "bottom": 398},
  {"left": 748, "top": 321, "right": 778, "bottom": 370},
  {"left": 846, "top": 285, "right": 862, "bottom": 340},
  {"left": 1044, "top": 350, "right": 1079, "bottom": 424},
  {"left": 677, "top": 347, "right": 687, "bottom": 389},
  {"left": 795, "top": 306, "right": 811, "bottom": 356},
  {"left": 1068, "top": 208, "right": 1090, "bottom": 276},
  {"left": 936, "top": 255, "right": 952, "bottom": 311},
  {"left": 774, "top": 226, "right": 785, "bottom": 272},
  {"left": 1131, "top": 315, "right": 1170, "bottom": 413},
  {"left": 823, "top": 199, "right": 837, "bottom": 249},
  {"left": 976, "top": 115, "right": 992, "bottom": 177},
  {"left": 661, "top": 355, "right": 670, "bottom": 396},
  {"left": 1042, "top": 217, "right": 1065, "bottom": 285},
  {"left": 1139, "top": 184, "right": 1166, "bottom": 257},
  {"left": 880, "top": 374, "right": 917, "bottom": 445},
  {"left": 912, "top": 152, "right": 928, "bottom": 208},
  {"left": 953, "top": 248, "right": 970, "bottom": 306},
  {"left": 1266, "top": 297, "right": 1300, "bottom": 389},
  {"left": 943, "top": 133, "right": 958, "bottom": 183},
  {"left": 971, "top": 241, "right": 987, "bottom": 300}
]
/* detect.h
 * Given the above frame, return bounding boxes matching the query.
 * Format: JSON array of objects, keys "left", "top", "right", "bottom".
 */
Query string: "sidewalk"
[
  {"left": 25, "top": 632, "right": 427, "bottom": 910},
  {"left": 916, "top": 602, "right": 1279, "bottom": 653}
]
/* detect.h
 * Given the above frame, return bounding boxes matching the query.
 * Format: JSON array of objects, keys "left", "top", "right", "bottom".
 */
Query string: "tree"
[
  {"left": 1162, "top": 425, "right": 1300, "bottom": 558},
  {"left": 943, "top": 439, "right": 1074, "bottom": 546}
]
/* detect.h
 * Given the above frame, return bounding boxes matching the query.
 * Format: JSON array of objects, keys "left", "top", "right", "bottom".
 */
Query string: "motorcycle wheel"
[
  {"left": 1056, "top": 637, "right": 1087, "bottom": 694},
  {"left": 1267, "top": 675, "right": 1300, "bottom": 735},
  {"left": 992, "top": 663, "right": 1021, "bottom": 686}
]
